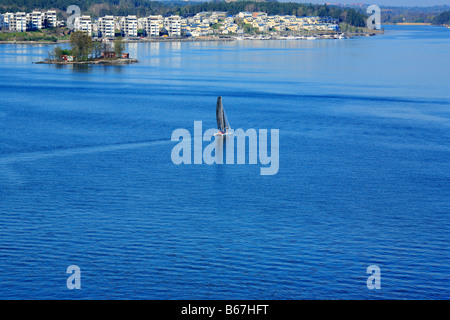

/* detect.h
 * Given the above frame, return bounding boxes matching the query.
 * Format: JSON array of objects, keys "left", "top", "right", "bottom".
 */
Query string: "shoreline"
[
  {"left": 385, "top": 22, "right": 449, "bottom": 28},
  {"left": 394, "top": 22, "right": 432, "bottom": 26},
  {"left": 0, "top": 32, "right": 383, "bottom": 45},
  {"left": 34, "top": 58, "right": 138, "bottom": 65}
]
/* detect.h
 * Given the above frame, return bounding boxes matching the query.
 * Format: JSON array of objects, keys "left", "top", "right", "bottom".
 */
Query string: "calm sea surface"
[{"left": 0, "top": 25, "right": 449, "bottom": 299}]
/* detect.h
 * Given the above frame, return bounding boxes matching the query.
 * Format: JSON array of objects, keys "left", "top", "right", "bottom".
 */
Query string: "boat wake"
[{"left": 0, "top": 138, "right": 172, "bottom": 165}]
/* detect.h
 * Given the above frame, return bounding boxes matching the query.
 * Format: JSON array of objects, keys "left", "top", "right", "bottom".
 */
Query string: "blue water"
[{"left": 0, "top": 25, "right": 449, "bottom": 299}]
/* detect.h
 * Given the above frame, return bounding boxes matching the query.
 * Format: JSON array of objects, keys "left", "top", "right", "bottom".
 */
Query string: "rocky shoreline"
[{"left": 34, "top": 58, "right": 138, "bottom": 65}]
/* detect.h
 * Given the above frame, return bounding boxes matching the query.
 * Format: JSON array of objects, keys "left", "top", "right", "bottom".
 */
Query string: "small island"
[{"left": 35, "top": 31, "right": 138, "bottom": 65}]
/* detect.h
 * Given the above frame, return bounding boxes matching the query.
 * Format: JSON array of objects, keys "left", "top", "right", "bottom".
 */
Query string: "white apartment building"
[
  {"left": 0, "top": 11, "right": 56, "bottom": 31},
  {"left": 74, "top": 15, "right": 92, "bottom": 34},
  {"left": 164, "top": 15, "right": 181, "bottom": 37},
  {"left": 3, "top": 12, "right": 13, "bottom": 30},
  {"left": 120, "top": 15, "right": 137, "bottom": 37},
  {"left": 11, "top": 12, "right": 27, "bottom": 32},
  {"left": 27, "top": 11, "right": 43, "bottom": 30},
  {"left": 98, "top": 15, "right": 115, "bottom": 38},
  {"left": 143, "top": 15, "right": 163, "bottom": 37},
  {"left": 44, "top": 10, "right": 57, "bottom": 27}
]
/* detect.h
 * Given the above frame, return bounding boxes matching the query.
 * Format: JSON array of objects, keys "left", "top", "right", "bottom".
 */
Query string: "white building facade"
[
  {"left": 44, "top": 10, "right": 57, "bottom": 28},
  {"left": 120, "top": 15, "right": 137, "bottom": 37},
  {"left": 27, "top": 11, "right": 43, "bottom": 30},
  {"left": 143, "top": 15, "right": 163, "bottom": 37},
  {"left": 74, "top": 15, "right": 92, "bottom": 34},
  {"left": 164, "top": 15, "right": 181, "bottom": 37},
  {"left": 3, "top": 13, "right": 14, "bottom": 30},
  {"left": 11, "top": 12, "right": 27, "bottom": 32},
  {"left": 98, "top": 15, "right": 115, "bottom": 38}
]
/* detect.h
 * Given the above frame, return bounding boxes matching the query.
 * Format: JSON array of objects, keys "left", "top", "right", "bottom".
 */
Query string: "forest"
[
  {"left": 432, "top": 11, "right": 450, "bottom": 25},
  {"left": 0, "top": 0, "right": 367, "bottom": 27},
  {"left": 372, "top": 5, "right": 450, "bottom": 24}
]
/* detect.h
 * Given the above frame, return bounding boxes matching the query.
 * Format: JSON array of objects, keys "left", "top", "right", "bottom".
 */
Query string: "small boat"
[
  {"left": 214, "top": 96, "right": 233, "bottom": 137},
  {"left": 306, "top": 36, "right": 317, "bottom": 40}
]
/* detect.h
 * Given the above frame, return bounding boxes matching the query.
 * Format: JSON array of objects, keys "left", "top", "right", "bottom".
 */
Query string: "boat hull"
[{"left": 214, "top": 132, "right": 233, "bottom": 137}]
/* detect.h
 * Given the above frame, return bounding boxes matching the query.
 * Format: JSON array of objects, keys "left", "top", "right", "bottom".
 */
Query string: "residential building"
[
  {"left": 143, "top": 15, "right": 163, "bottom": 37},
  {"left": 164, "top": 15, "right": 181, "bottom": 37},
  {"left": 214, "top": 12, "right": 227, "bottom": 20},
  {"left": 44, "top": 10, "right": 57, "bottom": 28},
  {"left": 3, "top": 12, "right": 14, "bottom": 30},
  {"left": 74, "top": 15, "right": 92, "bottom": 34},
  {"left": 0, "top": 14, "right": 4, "bottom": 29},
  {"left": 120, "top": 15, "right": 138, "bottom": 37},
  {"left": 238, "top": 12, "right": 253, "bottom": 19},
  {"left": 27, "top": 11, "right": 43, "bottom": 30},
  {"left": 98, "top": 15, "right": 115, "bottom": 38},
  {"left": 11, "top": 12, "right": 27, "bottom": 32}
]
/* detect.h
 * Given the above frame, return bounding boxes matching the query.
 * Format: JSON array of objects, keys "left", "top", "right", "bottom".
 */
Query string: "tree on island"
[
  {"left": 70, "top": 31, "right": 93, "bottom": 61},
  {"left": 48, "top": 46, "right": 72, "bottom": 61},
  {"left": 91, "top": 42, "right": 103, "bottom": 59},
  {"left": 113, "top": 37, "right": 126, "bottom": 58},
  {"left": 46, "top": 34, "right": 131, "bottom": 62}
]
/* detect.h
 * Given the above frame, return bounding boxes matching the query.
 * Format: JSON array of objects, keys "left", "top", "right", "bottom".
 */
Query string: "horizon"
[{"left": 277, "top": 0, "right": 450, "bottom": 7}]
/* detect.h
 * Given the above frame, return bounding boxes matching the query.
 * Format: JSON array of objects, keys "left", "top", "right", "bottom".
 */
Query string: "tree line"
[
  {"left": 432, "top": 11, "right": 450, "bottom": 25},
  {"left": 49, "top": 31, "right": 125, "bottom": 61},
  {"left": 0, "top": 0, "right": 368, "bottom": 27},
  {"left": 362, "top": 5, "right": 450, "bottom": 24}
]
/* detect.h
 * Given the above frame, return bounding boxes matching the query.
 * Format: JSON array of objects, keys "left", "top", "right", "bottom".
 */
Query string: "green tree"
[
  {"left": 113, "top": 37, "right": 125, "bottom": 57},
  {"left": 70, "top": 31, "right": 93, "bottom": 61},
  {"left": 433, "top": 11, "right": 450, "bottom": 25}
]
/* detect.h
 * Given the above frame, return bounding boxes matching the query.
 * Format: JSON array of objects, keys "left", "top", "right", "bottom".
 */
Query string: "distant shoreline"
[
  {"left": 0, "top": 38, "right": 232, "bottom": 45},
  {"left": 395, "top": 22, "right": 432, "bottom": 26},
  {"left": 385, "top": 22, "right": 449, "bottom": 28},
  {"left": 0, "top": 28, "right": 386, "bottom": 45},
  {"left": 0, "top": 33, "right": 381, "bottom": 45}
]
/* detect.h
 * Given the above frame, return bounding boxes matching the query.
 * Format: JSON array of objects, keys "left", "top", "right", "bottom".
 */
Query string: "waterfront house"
[
  {"left": 60, "top": 55, "right": 74, "bottom": 62},
  {"left": 102, "top": 51, "right": 116, "bottom": 58}
]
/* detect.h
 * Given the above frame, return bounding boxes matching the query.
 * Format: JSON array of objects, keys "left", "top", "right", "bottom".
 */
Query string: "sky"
[{"left": 285, "top": 0, "right": 450, "bottom": 6}]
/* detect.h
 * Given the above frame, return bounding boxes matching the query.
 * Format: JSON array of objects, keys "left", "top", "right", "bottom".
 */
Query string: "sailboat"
[{"left": 214, "top": 96, "right": 233, "bottom": 137}]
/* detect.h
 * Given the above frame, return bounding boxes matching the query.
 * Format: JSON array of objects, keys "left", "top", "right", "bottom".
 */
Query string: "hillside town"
[{"left": 0, "top": 10, "right": 347, "bottom": 40}]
